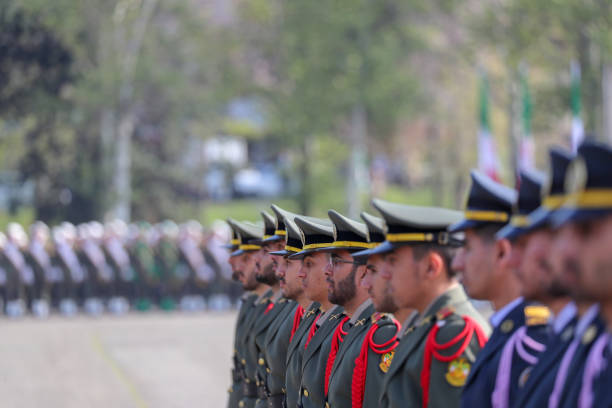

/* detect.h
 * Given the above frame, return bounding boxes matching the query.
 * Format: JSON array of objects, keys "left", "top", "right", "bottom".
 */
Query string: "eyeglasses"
[{"left": 328, "top": 256, "right": 358, "bottom": 268}]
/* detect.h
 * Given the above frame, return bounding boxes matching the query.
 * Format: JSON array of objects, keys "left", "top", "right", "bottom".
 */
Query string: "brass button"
[
  {"left": 266, "top": 368, "right": 271, "bottom": 373},
  {"left": 241, "top": 358, "right": 246, "bottom": 364},
  {"left": 245, "top": 378, "right": 250, "bottom": 383},
  {"left": 282, "top": 387, "right": 286, "bottom": 394},
  {"left": 326, "top": 403, "right": 330, "bottom": 408},
  {"left": 500, "top": 320, "right": 514, "bottom": 333},
  {"left": 239, "top": 402, "right": 244, "bottom": 408},
  {"left": 258, "top": 358, "right": 265, "bottom": 366},
  {"left": 304, "top": 389, "right": 309, "bottom": 397}
]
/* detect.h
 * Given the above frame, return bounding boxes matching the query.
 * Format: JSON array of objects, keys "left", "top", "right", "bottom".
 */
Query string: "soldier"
[
  {"left": 542, "top": 141, "right": 610, "bottom": 408},
  {"left": 262, "top": 208, "right": 311, "bottom": 408},
  {"left": 248, "top": 211, "right": 292, "bottom": 408},
  {"left": 356, "top": 212, "right": 419, "bottom": 333},
  {"left": 4, "top": 223, "right": 31, "bottom": 316},
  {"left": 288, "top": 216, "right": 344, "bottom": 408},
  {"left": 176, "top": 221, "right": 213, "bottom": 311},
  {"left": 127, "top": 222, "right": 162, "bottom": 310},
  {"left": 226, "top": 219, "right": 258, "bottom": 408},
  {"left": 283, "top": 217, "right": 322, "bottom": 408},
  {"left": 487, "top": 169, "right": 553, "bottom": 408},
  {"left": 229, "top": 219, "right": 274, "bottom": 408},
  {"left": 103, "top": 220, "right": 133, "bottom": 314},
  {"left": 26, "top": 221, "right": 54, "bottom": 316},
  {"left": 52, "top": 224, "right": 85, "bottom": 314},
  {"left": 322, "top": 210, "right": 401, "bottom": 408},
  {"left": 370, "top": 199, "right": 490, "bottom": 408},
  {"left": 562, "top": 142, "right": 612, "bottom": 407},
  {"left": 507, "top": 148, "right": 578, "bottom": 408},
  {"left": 77, "top": 222, "right": 113, "bottom": 314},
  {"left": 449, "top": 171, "right": 535, "bottom": 408}
]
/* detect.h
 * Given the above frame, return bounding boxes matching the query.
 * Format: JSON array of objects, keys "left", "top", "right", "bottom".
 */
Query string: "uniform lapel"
[
  {"left": 286, "top": 304, "right": 320, "bottom": 364},
  {"left": 302, "top": 307, "right": 343, "bottom": 366},
  {"left": 330, "top": 304, "right": 375, "bottom": 374}
]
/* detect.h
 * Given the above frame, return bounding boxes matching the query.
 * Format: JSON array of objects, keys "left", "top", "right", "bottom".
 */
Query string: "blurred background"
[
  {"left": 2, "top": 0, "right": 611, "bottom": 227},
  {"left": 1, "top": 1, "right": 611, "bottom": 406}
]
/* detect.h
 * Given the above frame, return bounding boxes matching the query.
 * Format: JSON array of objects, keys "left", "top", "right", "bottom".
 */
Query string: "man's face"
[
  {"left": 256, "top": 241, "right": 283, "bottom": 285},
  {"left": 383, "top": 246, "right": 422, "bottom": 310},
  {"left": 228, "top": 255, "right": 240, "bottom": 281},
  {"left": 580, "top": 216, "right": 612, "bottom": 301},
  {"left": 363, "top": 254, "right": 398, "bottom": 313},
  {"left": 551, "top": 223, "right": 586, "bottom": 297},
  {"left": 522, "top": 229, "right": 567, "bottom": 299},
  {"left": 237, "top": 251, "right": 259, "bottom": 291},
  {"left": 279, "top": 257, "right": 304, "bottom": 300},
  {"left": 297, "top": 252, "right": 329, "bottom": 304},
  {"left": 325, "top": 250, "right": 357, "bottom": 306},
  {"left": 453, "top": 229, "right": 496, "bottom": 300}
]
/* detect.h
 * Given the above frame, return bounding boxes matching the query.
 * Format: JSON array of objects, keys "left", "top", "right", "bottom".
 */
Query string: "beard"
[
  {"left": 282, "top": 281, "right": 303, "bottom": 300},
  {"left": 373, "top": 280, "right": 399, "bottom": 313},
  {"left": 328, "top": 267, "right": 357, "bottom": 306},
  {"left": 242, "top": 270, "right": 260, "bottom": 291},
  {"left": 256, "top": 262, "right": 278, "bottom": 286}
]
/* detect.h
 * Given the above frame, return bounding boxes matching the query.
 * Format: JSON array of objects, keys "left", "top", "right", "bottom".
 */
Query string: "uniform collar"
[
  {"left": 316, "top": 305, "right": 341, "bottom": 328},
  {"left": 399, "top": 311, "right": 420, "bottom": 338},
  {"left": 271, "top": 290, "right": 283, "bottom": 303},
  {"left": 418, "top": 284, "right": 466, "bottom": 323},
  {"left": 553, "top": 301, "right": 577, "bottom": 334},
  {"left": 575, "top": 304, "right": 600, "bottom": 338},
  {"left": 490, "top": 296, "right": 524, "bottom": 328},
  {"left": 349, "top": 299, "right": 373, "bottom": 325}
]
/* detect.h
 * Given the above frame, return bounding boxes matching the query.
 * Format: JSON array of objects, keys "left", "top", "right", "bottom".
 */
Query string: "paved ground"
[{"left": 0, "top": 312, "right": 236, "bottom": 408}]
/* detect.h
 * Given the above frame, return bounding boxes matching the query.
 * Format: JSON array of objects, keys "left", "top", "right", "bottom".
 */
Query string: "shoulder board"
[{"left": 524, "top": 305, "right": 550, "bottom": 326}]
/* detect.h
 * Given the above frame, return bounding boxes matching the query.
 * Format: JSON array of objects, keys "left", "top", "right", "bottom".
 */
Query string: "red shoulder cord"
[
  {"left": 289, "top": 305, "right": 305, "bottom": 343},
  {"left": 324, "top": 316, "right": 351, "bottom": 396},
  {"left": 420, "top": 315, "right": 488, "bottom": 408},
  {"left": 304, "top": 314, "right": 321, "bottom": 349},
  {"left": 264, "top": 302, "right": 275, "bottom": 315},
  {"left": 351, "top": 317, "right": 401, "bottom": 408}
]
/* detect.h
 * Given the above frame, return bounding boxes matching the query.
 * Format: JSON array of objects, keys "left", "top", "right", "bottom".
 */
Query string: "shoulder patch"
[
  {"left": 524, "top": 305, "right": 550, "bottom": 326},
  {"left": 445, "top": 357, "right": 470, "bottom": 387},
  {"left": 379, "top": 351, "right": 395, "bottom": 373}
]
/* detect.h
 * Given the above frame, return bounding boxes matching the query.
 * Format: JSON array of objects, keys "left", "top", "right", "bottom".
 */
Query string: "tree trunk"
[
  {"left": 602, "top": 62, "right": 612, "bottom": 142},
  {"left": 346, "top": 104, "right": 368, "bottom": 219}
]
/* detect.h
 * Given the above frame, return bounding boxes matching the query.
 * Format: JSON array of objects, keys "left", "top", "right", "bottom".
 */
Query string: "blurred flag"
[
  {"left": 518, "top": 65, "right": 535, "bottom": 171},
  {"left": 570, "top": 60, "right": 584, "bottom": 152},
  {"left": 478, "top": 71, "right": 501, "bottom": 181}
]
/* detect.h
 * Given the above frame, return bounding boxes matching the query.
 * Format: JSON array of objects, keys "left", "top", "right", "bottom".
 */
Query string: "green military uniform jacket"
[
  {"left": 380, "top": 285, "right": 491, "bottom": 408},
  {"left": 326, "top": 300, "right": 400, "bottom": 408},
  {"left": 241, "top": 289, "right": 274, "bottom": 408},
  {"left": 285, "top": 302, "right": 321, "bottom": 408},
  {"left": 253, "top": 294, "right": 295, "bottom": 408},
  {"left": 260, "top": 300, "right": 298, "bottom": 407},
  {"left": 228, "top": 292, "right": 258, "bottom": 408},
  {"left": 299, "top": 305, "right": 345, "bottom": 408}
]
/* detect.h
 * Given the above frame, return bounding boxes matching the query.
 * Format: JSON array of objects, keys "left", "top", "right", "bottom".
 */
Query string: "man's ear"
[
  {"left": 426, "top": 251, "right": 444, "bottom": 279},
  {"left": 495, "top": 238, "right": 513, "bottom": 268},
  {"left": 356, "top": 264, "right": 368, "bottom": 287}
]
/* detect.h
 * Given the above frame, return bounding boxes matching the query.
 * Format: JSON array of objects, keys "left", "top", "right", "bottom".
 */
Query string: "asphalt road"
[{"left": 0, "top": 312, "right": 236, "bottom": 408}]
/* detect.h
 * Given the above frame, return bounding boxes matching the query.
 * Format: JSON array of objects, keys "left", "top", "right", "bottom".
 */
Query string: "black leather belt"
[
  {"left": 242, "top": 381, "right": 258, "bottom": 398},
  {"left": 267, "top": 394, "right": 284, "bottom": 408}
]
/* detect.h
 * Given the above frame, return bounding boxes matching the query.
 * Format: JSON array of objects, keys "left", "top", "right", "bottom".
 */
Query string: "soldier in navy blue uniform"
[
  {"left": 486, "top": 169, "right": 554, "bottom": 408},
  {"left": 450, "top": 170, "right": 542, "bottom": 408},
  {"left": 509, "top": 148, "right": 579, "bottom": 408},
  {"left": 546, "top": 141, "right": 612, "bottom": 408}
]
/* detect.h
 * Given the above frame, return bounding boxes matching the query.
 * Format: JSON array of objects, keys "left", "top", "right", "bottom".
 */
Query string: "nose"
[
  {"left": 297, "top": 265, "right": 306, "bottom": 279},
  {"left": 324, "top": 261, "right": 333, "bottom": 277}
]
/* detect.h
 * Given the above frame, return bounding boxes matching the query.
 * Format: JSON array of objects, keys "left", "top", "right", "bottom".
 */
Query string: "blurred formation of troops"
[
  {"left": 0, "top": 219, "right": 239, "bottom": 317},
  {"left": 226, "top": 140, "right": 612, "bottom": 408}
]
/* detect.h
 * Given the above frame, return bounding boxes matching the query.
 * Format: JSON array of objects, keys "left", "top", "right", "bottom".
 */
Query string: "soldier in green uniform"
[
  {"left": 288, "top": 216, "right": 344, "bottom": 408},
  {"left": 226, "top": 219, "right": 257, "bottom": 408},
  {"left": 356, "top": 212, "right": 419, "bottom": 332},
  {"left": 249, "top": 211, "right": 292, "bottom": 408},
  {"left": 266, "top": 208, "right": 312, "bottom": 408},
  {"left": 369, "top": 199, "right": 491, "bottom": 408},
  {"left": 229, "top": 219, "right": 274, "bottom": 408},
  {"left": 322, "top": 210, "right": 401, "bottom": 408}
]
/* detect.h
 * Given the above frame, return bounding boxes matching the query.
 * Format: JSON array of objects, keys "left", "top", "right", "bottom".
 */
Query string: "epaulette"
[{"left": 524, "top": 305, "right": 550, "bottom": 326}]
